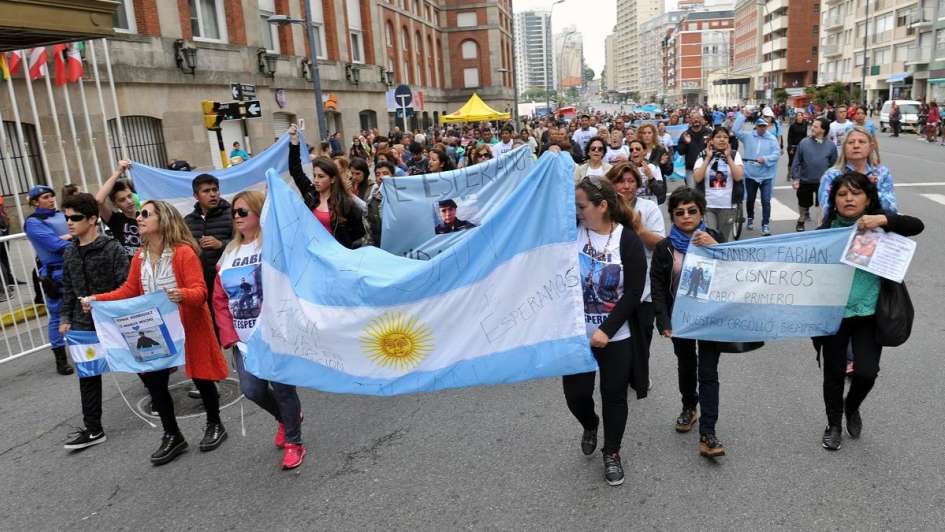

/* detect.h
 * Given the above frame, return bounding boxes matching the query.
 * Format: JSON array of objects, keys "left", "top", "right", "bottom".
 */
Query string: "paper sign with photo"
[{"left": 840, "top": 228, "right": 916, "bottom": 283}]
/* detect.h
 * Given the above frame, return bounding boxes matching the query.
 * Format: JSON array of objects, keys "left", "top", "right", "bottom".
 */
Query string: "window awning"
[
  {"left": 886, "top": 72, "right": 912, "bottom": 84},
  {"left": 0, "top": 0, "right": 118, "bottom": 52}
]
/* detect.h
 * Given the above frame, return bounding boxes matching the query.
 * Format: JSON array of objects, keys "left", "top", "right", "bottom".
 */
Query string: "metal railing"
[{"left": 0, "top": 232, "right": 52, "bottom": 364}]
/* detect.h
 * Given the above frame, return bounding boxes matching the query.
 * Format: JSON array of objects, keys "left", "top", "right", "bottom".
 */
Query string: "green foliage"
[
  {"left": 804, "top": 82, "right": 852, "bottom": 106},
  {"left": 772, "top": 87, "right": 789, "bottom": 104}
]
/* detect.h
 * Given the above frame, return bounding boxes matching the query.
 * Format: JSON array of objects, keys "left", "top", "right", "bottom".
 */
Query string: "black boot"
[
  {"left": 199, "top": 422, "right": 228, "bottom": 452},
  {"left": 53, "top": 347, "right": 73, "bottom": 375},
  {"left": 151, "top": 432, "right": 188, "bottom": 465}
]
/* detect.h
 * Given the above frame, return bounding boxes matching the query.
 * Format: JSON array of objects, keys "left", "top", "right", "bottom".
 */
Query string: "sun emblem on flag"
[
  {"left": 359, "top": 312, "right": 433, "bottom": 371},
  {"left": 84, "top": 347, "right": 96, "bottom": 360}
]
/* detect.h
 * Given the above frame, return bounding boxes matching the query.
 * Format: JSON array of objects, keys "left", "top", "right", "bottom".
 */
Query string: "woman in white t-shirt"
[
  {"left": 573, "top": 136, "right": 612, "bottom": 182},
  {"left": 565, "top": 175, "right": 647, "bottom": 487},
  {"left": 628, "top": 140, "right": 665, "bottom": 204},
  {"left": 211, "top": 190, "right": 307, "bottom": 471},
  {"left": 692, "top": 127, "right": 744, "bottom": 239}
]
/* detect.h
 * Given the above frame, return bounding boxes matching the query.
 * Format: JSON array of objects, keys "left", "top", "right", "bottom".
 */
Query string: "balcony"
[
  {"left": 762, "top": 37, "right": 788, "bottom": 55},
  {"left": 822, "top": 14, "right": 844, "bottom": 31},
  {"left": 908, "top": 7, "right": 934, "bottom": 28},
  {"left": 906, "top": 46, "right": 932, "bottom": 65},
  {"left": 762, "top": 57, "right": 787, "bottom": 72},
  {"left": 764, "top": 0, "right": 789, "bottom": 13},
  {"left": 821, "top": 43, "right": 842, "bottom": 57},
  {"left": 824, "top": 0, "right": 842, "bottom": 5},
  {"left": 762, "top": 16, "right": 788, "bottom": 35}
]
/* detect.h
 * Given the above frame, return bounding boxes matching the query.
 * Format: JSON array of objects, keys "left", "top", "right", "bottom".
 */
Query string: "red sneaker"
[
  {"left": 282, "top": 443, "right": 306, "bottom": 470},
  {"left": 274, "top": 423, "right": 286, "bottom": 449}
]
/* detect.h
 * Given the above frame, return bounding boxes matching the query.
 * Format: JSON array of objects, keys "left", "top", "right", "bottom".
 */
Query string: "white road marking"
[
  {"left": 920, "top": 193, "right": 945, "bottom": 207},
  {"left": 774, "top": 181, "right": 945, "bottom": 191},
  {"left": 747, "top": 197, "right": 799, "bottom": 221}
]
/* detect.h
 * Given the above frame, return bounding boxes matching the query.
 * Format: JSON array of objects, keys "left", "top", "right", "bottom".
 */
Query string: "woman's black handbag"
[
  {"left": 875, "top": 279, "right": 913, "bottom": 347},
  {"left": 716, "top": 341, "right": 764, "bottom": 354}
]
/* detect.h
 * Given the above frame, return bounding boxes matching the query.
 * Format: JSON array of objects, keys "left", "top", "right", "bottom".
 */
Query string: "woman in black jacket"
[
  {"left": 650, "top": 187, "right": 727, "bottom": 458},
  {"left": 289, "top": 125, "right": 365, "bottom": 248},
  {"left": 565, "top": 176, "right": 647, "bottom": 487},
  {"left": 637, "top": 123, "right": 674, "bottom": 179},
  {"left": 816, "top": 171, "right": 923, "bottom": 451},
  {"left": 787, "top": 111, "right": 809, "bottom": 173}
]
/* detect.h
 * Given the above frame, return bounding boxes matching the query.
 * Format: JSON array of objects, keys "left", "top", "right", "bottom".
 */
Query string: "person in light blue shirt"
[
  {"left": 818, "top": 125, "right": 897, "bottom": 214},
  {"left": 732, "top": 110, "right": 782, "bottom": 236}
]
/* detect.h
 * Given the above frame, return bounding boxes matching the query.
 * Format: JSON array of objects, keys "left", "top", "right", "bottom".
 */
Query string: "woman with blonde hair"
[
  {"left": 636, "top": 123, "right": 673, "bottom": 179},
  {"left": 212, "top": 190, "right": 307, "bottom": 469},
  {"left": 85, "top": 200, "right": 229, "bottom": 465},
  {"left": 818, "top": 126, "right": 897, "bottom": 214}
]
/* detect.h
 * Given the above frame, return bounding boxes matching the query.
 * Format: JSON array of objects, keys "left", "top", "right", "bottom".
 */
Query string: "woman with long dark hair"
[
  {"left": 288, "top": 125, "right": 366, "bottom": 248},
  {"left": 564, "top": 176, "right": 646, "bottom": 487},
  {"left": 816, "top": 172, "right": 923, "bottom": 451}
]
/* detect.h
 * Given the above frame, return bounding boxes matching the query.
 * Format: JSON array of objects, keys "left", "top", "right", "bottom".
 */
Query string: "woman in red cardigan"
[{"left": 84, "top": 200, "right": 229, "bottom": 465}]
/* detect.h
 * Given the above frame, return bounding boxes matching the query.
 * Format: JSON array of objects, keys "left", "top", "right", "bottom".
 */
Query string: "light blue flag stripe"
[
  {"left": 261, "top": 151, "right": 577, "bottom": 308},
  {"left": 671, "top": 227, "right": 857, "bottom": 342},
  {"left": 91, "top": 292, "right": 187, "bottom": 373},
  {"left": 65, "top": 330, "right": 110, "bottom": 378}
]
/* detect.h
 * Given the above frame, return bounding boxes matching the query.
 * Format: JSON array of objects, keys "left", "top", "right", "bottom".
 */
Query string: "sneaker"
[
  {"left": 147, "top": 401, "right": 158, "bottom": 417},
  {"left": 581, "top": 426, "right": 598, "bottom": 456},
  {"left": 64, "top": 429, "right": 106, "bottom": 450},
  {"left": 282, "top": 443, "right": 307, "bottom": 470},
  {"left": 187, "top": 387, "right": 202, "bottom": 399},
  {"left": 602, "top": 452, "right": 625, "bottom": 486},
  {"left": 151, "top": 432, "right": 188, "bottom": 465},
  {"left": 822, "top": 425, "right": 842, "bottom": 450},
  {"left": 675, "top": 407, "right": 698, "bottom": 433},
  {"left": 699, "top": 434, "right": 726, "bottom": 457},
  {"left": 746, "top": 218, "right": 754, "bottom": 231},
  {"left": 795, "top": 221, "right": 805, "bottom": 232},
  {"left": 846, "top": 410, "right": 863, "bottom": 439},
  {"left": 199, "top": 422, "right": 228, "bottom": 452},
  {"left": 274, "top": 422, "right": 286, "bottom": 449},
  {"left": 762, "top": 224, "right": 771, "bottom": 236},
  {"left": 845, "top": 360, "right": 854, "bottom": 376}
]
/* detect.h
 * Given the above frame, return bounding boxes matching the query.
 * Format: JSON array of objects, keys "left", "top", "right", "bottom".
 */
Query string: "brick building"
[{"left": 664, "top": 9, "right": 735, "bottom": 106}]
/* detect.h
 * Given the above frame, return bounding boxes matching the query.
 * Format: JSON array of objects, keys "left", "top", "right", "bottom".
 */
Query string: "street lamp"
[
  {"left": 173, "top": 39, "right": 197, "bottom": 75},
  {"left": 267, "top": 12, "right": 328, "bottom": 143}
]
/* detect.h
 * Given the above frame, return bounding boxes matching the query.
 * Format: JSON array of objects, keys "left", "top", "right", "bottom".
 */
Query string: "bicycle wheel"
[{"left": 732, "top": 202, "right": 744, "bottom": 241}]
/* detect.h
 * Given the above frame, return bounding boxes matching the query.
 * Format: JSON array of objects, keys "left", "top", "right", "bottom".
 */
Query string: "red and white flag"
[
  {"left": 7, "top": 50, "right": 23, "bottom": 75},
  {"left": 65, "top": 43, "right": 84, "bottom": 83},
  {"left": 27, "top": 47, "right": 48, "bottom": 80}
]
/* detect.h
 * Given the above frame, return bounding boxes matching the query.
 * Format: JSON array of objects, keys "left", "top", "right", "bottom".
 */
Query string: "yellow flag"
[{"left": 0, "top": 53, "right": 9, "bottom": 81}]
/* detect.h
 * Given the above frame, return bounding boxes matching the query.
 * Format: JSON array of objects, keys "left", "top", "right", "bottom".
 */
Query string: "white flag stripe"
[{"left": 705, "top": 261, "right": 855, "bottom": 307}]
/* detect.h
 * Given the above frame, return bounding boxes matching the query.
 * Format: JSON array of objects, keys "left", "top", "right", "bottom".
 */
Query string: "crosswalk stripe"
[
  {"left": 920, "top": 193, "right": 945, "bottom": 207},
  {"left": 774, "top": 181, "right": 945, "bottom": 191},
  {"left": 746, "top": 197, "right": 799, "bottom": 221}
]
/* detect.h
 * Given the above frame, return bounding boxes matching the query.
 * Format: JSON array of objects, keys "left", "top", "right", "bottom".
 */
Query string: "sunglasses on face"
[
  {"left": 630, "top": 147, "right": 643, "bottom": 152},
  {"left": 673, "top": 207, "right": 700, "bottom": 218},
  {"left": 65, "top": 214, "right": 88, "bottom": 222},
  {"left": 588, "top": 145, "right": 604, "bottom": 152},
  {"left": 232, "top": 208, "right": 253, "bottom": 219},
  {"left": 478, "top": 152, "right": 492, "bottom": 159},
  {"left": 136, "top": 209, "right": 153, "bottom": 219}
]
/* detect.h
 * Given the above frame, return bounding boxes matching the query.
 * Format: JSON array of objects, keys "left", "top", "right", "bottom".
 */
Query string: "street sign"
[
  {"left": 218, "top": 102, "right": 242, "bottom": 121},
  {"left": 244, "top": 100, "right": 262, "bottom": 119},
  {"left": 395, "top": 107, "right": 415, "bottom": 119},
  {"left": 394, "top": 84, "right": 412, "bottom": 107},
  {"left": 230, "top": 83, "right": 257, "bottom": 101}
]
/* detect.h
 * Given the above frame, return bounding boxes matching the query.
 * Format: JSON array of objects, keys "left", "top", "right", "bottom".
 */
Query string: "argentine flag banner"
[
  {"left": 671, "top": 227, "right": 857, "bottom": 342},
  {"left": 380, "top": 145, "right": 535, "bottom": 259},
  {"left": 130, "top": 132, "right": 308, "bottom": 212},
  {"left": 65, "top": 330, "right": 109, "bottom": 378},
  {"left": 244, "top": 152, "right": 595, "bottom": 396},
  {"left": 90, "top": 292, "right": 186, "bottom": 373}
]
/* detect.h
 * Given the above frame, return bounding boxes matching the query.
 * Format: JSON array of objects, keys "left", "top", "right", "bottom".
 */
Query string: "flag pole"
[
  {"left": 42, "top": 67, "right": 73, "bottom": 188},
  {"left": 76, "top": 72, "right": 105, "bottom": 188},
  {"left": 59, "top": 83, "right": 91, "bottom": 191},
  {"left": 19, "top": 50, "right": 52, "bottom": 187},
  {"left": 88, "top": 41, "right": 117, "bottom": 170}
]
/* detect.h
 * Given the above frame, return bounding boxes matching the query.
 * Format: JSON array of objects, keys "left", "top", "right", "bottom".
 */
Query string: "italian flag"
[{"left": 53, "top": 43, "right": 84, "bottom": 86}]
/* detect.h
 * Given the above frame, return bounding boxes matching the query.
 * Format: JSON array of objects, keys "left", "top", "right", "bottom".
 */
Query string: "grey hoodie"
[{"left": 790, "top": 135, "right": 838, "bottom": 184}]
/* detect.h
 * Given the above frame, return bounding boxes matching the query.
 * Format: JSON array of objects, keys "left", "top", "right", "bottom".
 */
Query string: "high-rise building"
[
  {"left": 604, "top": 32, "right": 617, "bottom": 92},
  {"left": 640, "top": 11, "right": 686, "bottom": 103},
  {"left": 732, "top": 0, "right": 763, "bottom": 102},
  {"left": 514, "top": 10, "right": 554, "bottom": 96},
  {"left": 613, "top": 0, "right": 664, "bottom": 95},
  {"left": 756, "top": 0, "right": 819, "bottom": 94},
  {"left": 663, "top": 9, "right": 735, "bottom": 106},
  {"left": 555, "top": 26, "right": 584, "bottom": 89}
]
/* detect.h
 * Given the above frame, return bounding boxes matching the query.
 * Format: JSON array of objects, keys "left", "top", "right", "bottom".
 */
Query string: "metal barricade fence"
[{"left": 0, "top": 232, "right": 51, "bottom": 364}]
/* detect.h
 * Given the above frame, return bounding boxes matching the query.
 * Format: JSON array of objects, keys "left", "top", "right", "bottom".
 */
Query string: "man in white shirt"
[
  {"left": 571, "top": 114, "right": 598, "bottom": 154},
  {"left": 490, "top": 126, "right": 516, "bottom": 158},
  {"left": 827, "top": 105, "right": 854, "bottom": 150}
]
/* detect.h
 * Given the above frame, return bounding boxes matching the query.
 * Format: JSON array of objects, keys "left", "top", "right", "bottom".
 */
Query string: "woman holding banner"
[
  {"left": 650, "top": 187, "right": 728, "bottom": 458},
  {"left": 85, "top": 200, "right": 229, "bottom": 465},
  {"left": 816, "top": 172, "right": 923, "bottom": 451},
  {"left": 565, "top": 175, "right": 647, "bottom": 487},
  {"left": 212, "top": 191, "right": 306, "bottom": 469}
]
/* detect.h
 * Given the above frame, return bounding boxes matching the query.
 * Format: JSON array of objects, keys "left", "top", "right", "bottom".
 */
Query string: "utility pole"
[{"left": 300, "top": 4, "right": 329, "bottom": 143}]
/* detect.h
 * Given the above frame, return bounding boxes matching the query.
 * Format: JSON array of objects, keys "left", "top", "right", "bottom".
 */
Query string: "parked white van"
[{"left": 879, "top": 100, "right": 921, "bottom": 132}]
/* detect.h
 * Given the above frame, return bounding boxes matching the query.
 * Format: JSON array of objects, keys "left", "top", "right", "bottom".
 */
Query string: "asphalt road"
[{"left": 1, "top": 128, "right": 944, "bottom": 531}]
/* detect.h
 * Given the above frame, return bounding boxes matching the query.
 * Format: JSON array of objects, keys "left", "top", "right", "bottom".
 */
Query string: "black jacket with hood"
[{"left": 60, "top": 236, "right": 130, "bottom": 331}]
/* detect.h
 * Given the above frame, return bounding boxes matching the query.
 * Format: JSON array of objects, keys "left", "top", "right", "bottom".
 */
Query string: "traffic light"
[{"left": 202, "top": 100, "right": 221, "bottom": 130}]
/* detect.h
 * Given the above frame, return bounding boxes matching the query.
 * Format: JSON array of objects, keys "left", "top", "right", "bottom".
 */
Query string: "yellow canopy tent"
[{"left": 439, "top": 93, "right": 511, "bottom": 124}]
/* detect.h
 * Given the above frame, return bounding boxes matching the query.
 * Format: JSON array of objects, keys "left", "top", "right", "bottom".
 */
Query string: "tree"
[
  {"left": 772, "top": 87, "right": 788, "bottom": 104},
  {"left": 521, "top": 88, "right": 556, "bottom": 102},
  {"left": 583, "top": 67, "right": 595, "bottom": 83}
]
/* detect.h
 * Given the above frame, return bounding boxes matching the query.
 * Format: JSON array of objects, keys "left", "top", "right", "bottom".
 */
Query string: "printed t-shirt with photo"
[
  {"left": 576, "top": 223, "right": 630, "bottom": 342},
  {"left": 219, "top": 242, "right": 264, "bottom": 342},
  {"left": 694, "top": 152, "right": 744, "bottom": 209}
]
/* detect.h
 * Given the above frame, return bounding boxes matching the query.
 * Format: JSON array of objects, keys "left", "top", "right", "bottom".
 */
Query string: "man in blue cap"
[
  {"left": 732, "top": 109, "right": 782, "bottom": 236},
  {"left": 24, "top": 184, "right": 74, "bottom": 375}
]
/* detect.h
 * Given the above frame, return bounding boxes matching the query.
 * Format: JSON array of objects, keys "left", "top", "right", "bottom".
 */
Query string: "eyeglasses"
[
  {"left": 630, "top": 147, "right": 643, "bottom": 152},
  {"left": 232, "top": 208, "right": 253, "bottom": 219},
  {"left": 65, "top": 214, "right": 88, "bottom": 222},
  {"left": 588, "top": 145, "right": 604, "bottom": 152},
  {"left": 673, "top": 207, "right": 700, "bottom": 218},
  {"left": 478, "top": 152, "right": 492, "bottom": 159},
  {"left": 136, "top": 209, "right": 152, "bottom": 219}
]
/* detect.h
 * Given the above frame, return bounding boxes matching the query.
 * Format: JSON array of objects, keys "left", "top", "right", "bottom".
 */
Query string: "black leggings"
[
  {"left": 140, "top": 369, "right": 220, "bottom": 434},
  {"left": 820, "top": 315, "right": 882, "bottom": 427},
  {"left": 562, "top": 337, "right": 632, "bottom": 454}
]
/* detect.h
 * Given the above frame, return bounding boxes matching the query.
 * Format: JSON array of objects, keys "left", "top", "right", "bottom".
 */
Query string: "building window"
[
  {"left": 188, "top": 0, "right": 227, "bottom": 42},
  {"left": 347, "top": 0, "right": 364, "bottom": 63},
  {"left": 113, "top": 0, "right": 136, "bottom": 33},
  {"left": 385, "top": 22, "right": 394, "bottom": 47},
  {"left": 457, "top": 12, "right": 477, "bottom": 27},
  {"left": 461, "top": 40, "right": 478, "bottom": 59},
  {"left": 359, "top": 110, "right": 378, "bottom": 131},
  {"left": 463, "top": 67, "right": 479, "bottom": 88},
  {"left": 107, "top": 116, "right": 168, "bottom": 170},
  {"left": 258, "top": 0, "right": 279, "bottom": 53},
  {"left": 401, "top": 27, "right": 409, "bottom": 49},
  {"left": 351, "top": 32, "right": 364, "bottom": 63},
  {"left": 309, "top": 0, "right": 328, "bottom": 59},
  {"left": 0, "top": 122, "right": 44, "bottom": 197}
]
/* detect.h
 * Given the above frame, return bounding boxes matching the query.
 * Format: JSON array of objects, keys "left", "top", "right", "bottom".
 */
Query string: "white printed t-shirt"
[
  {"left": 694, "top": 152, "right": 744, "bottom": 209},
  {"left": 576, "top": 223, "right": 630, "bottom": 341},
  {"left": 218, "top": 242, "right": 263, "bottom": 342}
]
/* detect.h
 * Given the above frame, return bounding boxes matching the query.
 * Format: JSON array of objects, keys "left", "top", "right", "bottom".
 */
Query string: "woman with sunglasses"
[
  {"left": 628, "top": 140, "right": 665, "bottom": 204},
  {"left": 289, "top": 125, "right": 366, "bottom": 249},
  {"left": 573, "top": 136, "right": 612, "bottom": 182},
  {"left": 605, "top": 163, "right": 666, "bottom": 363},
  {"left": 815, "top": 172, "right": 923, "bottom": 451},
  {"left": 85, "top": 200, "right": 229, "bottom": 465},
  {"left": 565, "top": 176, "right": 646, "bottom": 486},
  {"left": 692, "top": 127, "right": 744, "bottom": 239},
  {"left": 212, "top": 191, "right": 307, "bottom": 469},
  {"left": 650, "top": 187, "right": 728, "bottom": 458}
]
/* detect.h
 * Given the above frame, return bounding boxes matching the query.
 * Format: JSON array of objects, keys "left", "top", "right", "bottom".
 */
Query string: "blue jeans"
[
  {"left": 232, "top": 346, "right": 303, "bottom": 444},
  {"left": 46, "top": 296, "right": 63, "bottom": 348},
  {"left": 671, "top": 338, "right": 721, "bottom": 436},
  {"left": 745, "top": 178, "right": 773, "bottom": 226}
]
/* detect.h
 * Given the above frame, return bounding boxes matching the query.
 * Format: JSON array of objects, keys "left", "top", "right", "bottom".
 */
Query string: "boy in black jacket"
[{"left": 59, "top": 193, "right": 130, "bottom": 450}]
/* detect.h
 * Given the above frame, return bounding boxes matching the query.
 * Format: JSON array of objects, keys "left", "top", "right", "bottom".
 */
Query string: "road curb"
[{"left": 1, "top": 304, "right": 47, "bottom": 327}]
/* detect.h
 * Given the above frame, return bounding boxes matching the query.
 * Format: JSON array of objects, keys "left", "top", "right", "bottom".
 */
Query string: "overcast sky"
[{"left": 512, "top": 0, "right": 616, "bottom": 77}]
